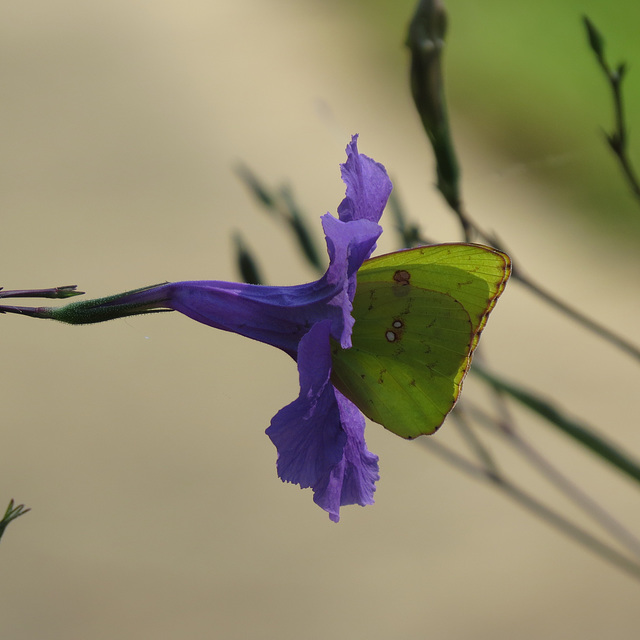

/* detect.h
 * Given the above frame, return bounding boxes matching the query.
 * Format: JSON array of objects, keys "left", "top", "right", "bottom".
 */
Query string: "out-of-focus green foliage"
[{"left": 328, "top": 0, "right": 640, "bottom": 241}]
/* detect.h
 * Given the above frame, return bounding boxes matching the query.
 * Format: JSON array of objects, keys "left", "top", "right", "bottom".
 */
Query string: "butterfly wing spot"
[
  {"left": 385, "top": 316, "right": 406, "bottom": 343},
  {"left": 393, "top": 269, "right": 411, "bottom": 286}
]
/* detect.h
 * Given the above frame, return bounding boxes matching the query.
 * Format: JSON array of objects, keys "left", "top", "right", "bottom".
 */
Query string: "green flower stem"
[
  {"left": 407, "top": 0, "right": 472, "bottom": 240},
  {"left": 0, "top": 284, "right": 172, "bottom": 324}
]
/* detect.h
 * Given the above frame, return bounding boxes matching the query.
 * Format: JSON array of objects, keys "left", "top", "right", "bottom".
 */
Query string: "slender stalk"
[
  {"left": 583, "top": 16, "right": 640, "bottom": 205},
  {"left": 496, "top": 475, "right": 640, "bottom": 582},
  {"left": 418, "top": 437, "right": 640, "bottom": 582},
  {"left": 474, "top": 365, "right": 640, "bottom": 485},
  {"left": 487, "top": 225, "right": 640, "bottom": 362},
  {"left": 451, "top": 203, "right": 473, "bottom": 243},
  {"left": 607, "top": 69, "right": 640, "bottom": 202},
  {"left": 512, "top": 265, "right": 640, "bottom": 362},
  {"left": 0, "top": 285, "right": 82, "bottom": 300},
  {"left": 466, "top": 400, "right": 640, "bottom": 560},
  {"left": 412, "top": 223, "right": 640, "bottom": 363},
  {"left": 452, "top": 406, "right": 500, "bottom": 477},
  {"left": 475, "top": 357, "right": 640, "bottom": 559}
]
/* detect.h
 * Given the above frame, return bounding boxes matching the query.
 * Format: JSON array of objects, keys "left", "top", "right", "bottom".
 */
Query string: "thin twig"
[
  {"left": 409, "top": 222, "right": 640, "bottom": 363},
  {"left": 473, "top": 365, "right": 640, "bottom": 485},
  {"left": 452, "top": 404, "right": 500, "bottom": 477},
  {"left": 464, "top": 367, "right": 640, "bottom": 562},
  {"left": 0, "top": 285, "right": 83, "bottom": 300},
  {"left": 418, "top": 437, "right": 640, "bottom": 582},
  {"left": 583, "top": 16, "right": 640, "bottom": 205},
  {"left": 513, "top": 265, "right": 640, "bottom": 362},
  {"left": 466, "top": 400, "right": 640, "bottom": 560}
]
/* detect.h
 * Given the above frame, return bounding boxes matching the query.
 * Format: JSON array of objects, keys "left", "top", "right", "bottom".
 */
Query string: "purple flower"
[{"left": 3, "top": 136, "right": 392, "bottom": 522}]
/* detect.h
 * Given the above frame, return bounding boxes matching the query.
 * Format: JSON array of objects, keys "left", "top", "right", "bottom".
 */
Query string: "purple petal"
[
  {"left": 266, "top": 320, "right": 379, "bottom": 522},
  {"left": 132, "top": 279, "right": 334, "bottom": 358},
  {"left": 329, "top": 390, "right": 379, "bottom": 509},
  {"left": 337, "top": 135, "right": 393, "bottom": 231},
  {"left": 320, "top": 213, "right": 381, "bottom": 349}
]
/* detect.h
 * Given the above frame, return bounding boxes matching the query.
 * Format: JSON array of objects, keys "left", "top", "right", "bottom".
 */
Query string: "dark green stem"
[
  {"left": 583, "top": 16, "right": 640, "bottom": 206},
  {"left": 473, "top": 365, "right": 640, "bottom": 486},
  {"left": 419, "top": 438, "right": 640, "bottom": 582}
]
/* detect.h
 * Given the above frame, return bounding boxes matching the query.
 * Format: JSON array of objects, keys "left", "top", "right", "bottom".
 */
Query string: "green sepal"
[{"left": 48, "top": 283, "right": 172, "bottom": 325}]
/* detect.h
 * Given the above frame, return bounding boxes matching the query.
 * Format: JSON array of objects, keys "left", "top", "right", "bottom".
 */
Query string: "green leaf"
[
  {"left": 406, "top": 0, "right": 461, "bottom": 211},
  {"left": 0, "top": 500, "right": 30, "bottom": 543},
  {"left": 583, "top": 15, "right": 606, "bottom": 61},
  {"left": 234, "top": 233, "right": 265, "bottom": 285}
]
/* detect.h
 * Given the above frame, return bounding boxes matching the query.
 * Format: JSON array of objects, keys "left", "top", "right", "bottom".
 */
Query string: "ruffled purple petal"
[
  {"left": 266, "top": 320, "right": 379, "bottom": 522},
  {"left": 337, "top": 135, "right": 392, "bottom": 231},
  {"left": 320, "top": 214, "right": 381, "bottom": 349},
  {"left": 312, "top": 390, "right": 379, "bottom": 522},
  {"left": 266, "top": 321, "right": 346, "bottom": 489}
]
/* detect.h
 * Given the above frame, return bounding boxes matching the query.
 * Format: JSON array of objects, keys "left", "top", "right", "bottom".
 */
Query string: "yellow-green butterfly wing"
[{"left": 331, "top": 243, "right": 511, "bottom": 438}]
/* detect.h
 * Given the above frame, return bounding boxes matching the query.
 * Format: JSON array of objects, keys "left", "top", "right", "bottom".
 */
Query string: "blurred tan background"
[{"left": 2, "top": 1, "right": 640, "bottom": 639}]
